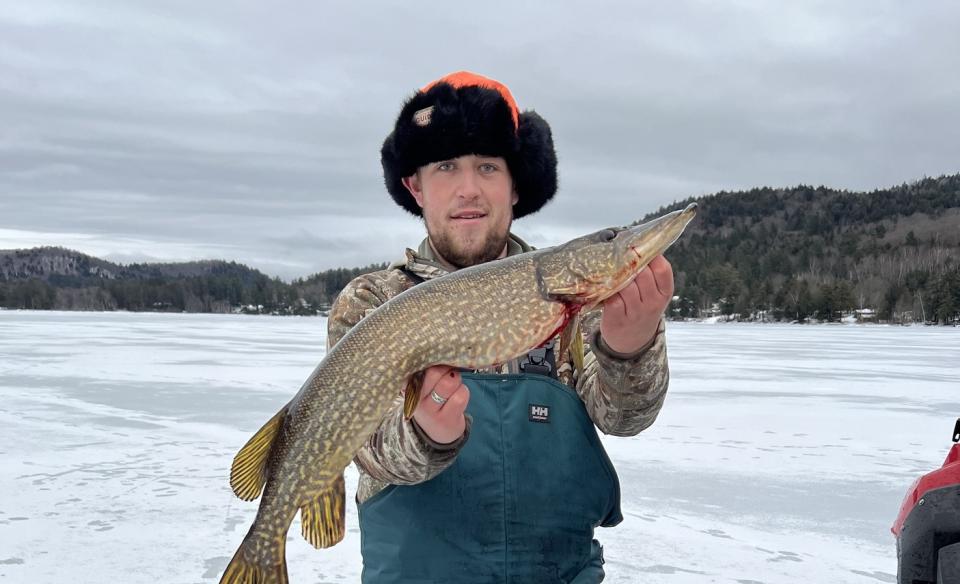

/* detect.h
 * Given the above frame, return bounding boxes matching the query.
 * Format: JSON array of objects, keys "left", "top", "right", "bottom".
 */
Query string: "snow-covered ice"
[{"left": 0, "top": 311, "right": 956, "bottom": 583}]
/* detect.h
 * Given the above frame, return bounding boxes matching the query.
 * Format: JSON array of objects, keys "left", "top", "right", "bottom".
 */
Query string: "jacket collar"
[{"left": 390, "top": 233, "right": 534, "bottom": 281}]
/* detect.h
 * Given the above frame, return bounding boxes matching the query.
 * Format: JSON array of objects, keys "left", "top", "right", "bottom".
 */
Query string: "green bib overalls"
[{"left": 359, "top": 372, "right": 623, "bottom": 583}]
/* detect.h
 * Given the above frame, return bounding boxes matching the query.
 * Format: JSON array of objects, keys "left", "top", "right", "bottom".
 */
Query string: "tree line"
[
  {"left": 3, "top": 174, "right": 958, "bottom": 323},
  {"left": 0, "top": 260, "right": 388, "bottom": 315},
  {"left": 654, "top": 174, "right": 959, "bottom": 324}
]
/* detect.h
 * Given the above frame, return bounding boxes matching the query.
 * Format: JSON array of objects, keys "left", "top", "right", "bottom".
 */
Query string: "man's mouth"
[{"left": 451, "top": 211, "right": 487, "bottom": 221}]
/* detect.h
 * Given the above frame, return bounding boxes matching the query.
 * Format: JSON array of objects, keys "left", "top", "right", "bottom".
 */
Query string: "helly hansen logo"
[{"left": 529, "top": 404, "right": 550, "bottom": 423}]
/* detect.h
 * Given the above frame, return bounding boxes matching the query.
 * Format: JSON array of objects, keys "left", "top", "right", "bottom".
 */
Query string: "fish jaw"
[
  {"left": 622, "top": 203, "right": 698, "bottom": 277},
  {"left": 535, "top": 203, "right": 697, "bottom": 309}
]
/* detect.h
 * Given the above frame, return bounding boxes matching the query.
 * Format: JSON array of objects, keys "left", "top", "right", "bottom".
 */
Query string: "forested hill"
[
  {"left": 0, "top": 247, "right": 385, "bottom": 314},
  {"left": 2, "top": 173, "right": 958, "bottom": 322},
  {"left": 650, "top": 173, "right": 960, "bottom": 323}
]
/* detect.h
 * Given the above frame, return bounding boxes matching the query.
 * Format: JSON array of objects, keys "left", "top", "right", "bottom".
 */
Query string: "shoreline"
[{"left": 1, "top": 307, "right": 954, "bottom": 327}]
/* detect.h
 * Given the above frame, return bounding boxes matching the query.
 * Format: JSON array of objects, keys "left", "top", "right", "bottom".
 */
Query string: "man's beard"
[{"left": 429, "top": 225, "right": 511, "bottom": 269}]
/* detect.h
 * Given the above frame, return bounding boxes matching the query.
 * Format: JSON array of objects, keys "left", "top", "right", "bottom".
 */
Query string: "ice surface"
[{"left": 0, "top": 311, "right": 956, "bottom": 583}]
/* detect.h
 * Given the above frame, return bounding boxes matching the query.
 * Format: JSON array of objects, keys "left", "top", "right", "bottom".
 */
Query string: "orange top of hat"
[{"left": 421, "top": 71, "right": 520, "bottom": 130}]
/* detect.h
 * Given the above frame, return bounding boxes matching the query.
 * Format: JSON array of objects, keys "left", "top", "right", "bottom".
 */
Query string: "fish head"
[{"left": 535, "top": 203, "right": 697, "bottom": 310}]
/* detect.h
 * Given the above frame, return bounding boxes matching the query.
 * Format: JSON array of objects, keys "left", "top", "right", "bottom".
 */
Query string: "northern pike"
[{"left": 220, "top": 203, "right": 697, "bottom": 583}]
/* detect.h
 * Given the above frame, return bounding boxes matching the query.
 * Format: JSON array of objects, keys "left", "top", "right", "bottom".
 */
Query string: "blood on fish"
[{"left": 537, "top": 303, "right": 583, "bottom": 348}]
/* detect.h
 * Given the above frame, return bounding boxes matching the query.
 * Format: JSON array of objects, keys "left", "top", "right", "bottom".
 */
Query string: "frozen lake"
[{"left": 0, "top": 311, "right": 957, "bottom": 583}]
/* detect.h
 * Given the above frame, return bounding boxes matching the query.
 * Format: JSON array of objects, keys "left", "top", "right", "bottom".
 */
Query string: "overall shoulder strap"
[{"left": 518, "top": 338, "right": 558, "bottom": 379}]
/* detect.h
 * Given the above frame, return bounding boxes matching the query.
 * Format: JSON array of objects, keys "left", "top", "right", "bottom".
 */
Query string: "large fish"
[{"left": 220, "top": 203, "right": 698, "bottom": 583}]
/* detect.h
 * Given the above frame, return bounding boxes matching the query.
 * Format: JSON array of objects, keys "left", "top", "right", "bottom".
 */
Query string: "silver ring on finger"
[{"left": 430, "top": 390, "right": 448, "bottom": 405}]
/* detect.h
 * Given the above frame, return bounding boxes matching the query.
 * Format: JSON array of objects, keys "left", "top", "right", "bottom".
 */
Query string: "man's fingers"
[
  {"left": 429, "top": 382, "right": 466, "bottom": 410},
  {"left": 438, "top": 384, "right": 469, "bottom": 415},
  {"left": 411, "top": 366, "right": 469, "bottom": 444},
  {"left": 420, "top": 368, "right": 467, "bottom": 414},
  {"left": 605, "top": 290, "right": 626, "bottom": 317},
  {"left": 649, "top": 256, "right": 674, "bottom": 298},
  {"left": 419, "top": 366, "right": 458, "bottom": 404},
  {"left": 646, "top": 258, "right": 664, "bottom": 296},
  {"left": 633, "top": 267, "right": 658, "bottom": 304},
  {"left": 413, "top": 384, "right": 468, "bottom": 444},
  {"left": 620, "top": 274, "right": 643, "bottom": 307}
]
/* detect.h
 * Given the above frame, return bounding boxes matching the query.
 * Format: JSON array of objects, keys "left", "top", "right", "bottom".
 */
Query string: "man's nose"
[{"left": 455, "top": 167, "right": 482, "bottom": 199}]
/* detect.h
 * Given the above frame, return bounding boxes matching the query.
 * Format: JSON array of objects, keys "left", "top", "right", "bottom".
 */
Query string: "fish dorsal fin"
[
  {"left": 403, "top": 370, "right": 425, "bottom": 419},
  {"left": 558, "top": 314, "right": 585, "bottom": 375},
  {"left": 301, "top": 473, "right": 346, "bottom": 549},
  {"left": 229, "top": 405, "right": 288, "bottom": 501}
]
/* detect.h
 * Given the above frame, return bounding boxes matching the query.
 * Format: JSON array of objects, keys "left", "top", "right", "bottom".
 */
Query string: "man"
[{"left": 328, "top": 71, "right": 672, "bottom": 583}]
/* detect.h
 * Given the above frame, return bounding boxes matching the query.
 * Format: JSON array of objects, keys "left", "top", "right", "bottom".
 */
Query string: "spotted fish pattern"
[
  {"left": 219, "top": 202, "right": 696, "bottom": 584},
  {"left": 328, "top": 234, "right": 670, "bottom": 505}
]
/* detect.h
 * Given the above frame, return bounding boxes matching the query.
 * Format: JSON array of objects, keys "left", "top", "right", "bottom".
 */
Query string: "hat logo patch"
[{"left": 413, "top": 106, "right": 434, "bottom": 127}]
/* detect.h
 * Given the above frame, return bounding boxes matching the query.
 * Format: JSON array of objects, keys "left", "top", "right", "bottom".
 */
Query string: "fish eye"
[{"left": 597, "top": 229, "right": 617, "bottom": 241}]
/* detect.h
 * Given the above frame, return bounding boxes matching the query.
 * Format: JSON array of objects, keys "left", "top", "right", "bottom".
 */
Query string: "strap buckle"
[{"left": 519, "top": 339, "right": 557, "bottom": 378}]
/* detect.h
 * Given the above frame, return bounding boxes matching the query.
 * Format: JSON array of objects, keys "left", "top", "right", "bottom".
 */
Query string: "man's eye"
[
  {"left": 437, "top": 162, "right": 454, "bottom": 171},
  {"left": 479, "top": 163, "right": 497, "bottom": 172}
]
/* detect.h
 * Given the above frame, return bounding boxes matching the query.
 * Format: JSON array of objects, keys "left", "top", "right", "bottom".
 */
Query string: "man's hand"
[
  {"left": 600, "top": 255, "right": 674, "bottom": 354},
  {"left": 412, "top": 365, "right": 470, "bottom": 445}
]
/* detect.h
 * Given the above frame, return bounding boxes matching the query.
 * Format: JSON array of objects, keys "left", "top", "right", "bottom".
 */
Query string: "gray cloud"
[{"left": 2, "top": 0, "right": 958, "bottom": 279}]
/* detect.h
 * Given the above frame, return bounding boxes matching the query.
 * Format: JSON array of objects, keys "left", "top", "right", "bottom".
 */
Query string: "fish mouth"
[
  {"left": 622, "top": 203, "right": 698, "bottom": 260},
  {"left": 609, "top": 203, "right": 698, "bottom": 296}
]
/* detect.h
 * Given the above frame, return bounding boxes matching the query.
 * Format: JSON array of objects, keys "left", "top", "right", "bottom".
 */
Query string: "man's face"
[{"left": 402, "top": 154, "right": 518, "bottom": 269}]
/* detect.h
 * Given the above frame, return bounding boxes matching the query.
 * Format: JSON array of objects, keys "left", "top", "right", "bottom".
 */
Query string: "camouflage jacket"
[{"left": 327, "top": 233, "right": 670, "bottom": 504}]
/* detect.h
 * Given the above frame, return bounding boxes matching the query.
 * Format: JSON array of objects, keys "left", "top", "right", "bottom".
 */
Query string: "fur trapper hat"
[{"left": 381, "top": 71, "right": 558, "bottom": 219}]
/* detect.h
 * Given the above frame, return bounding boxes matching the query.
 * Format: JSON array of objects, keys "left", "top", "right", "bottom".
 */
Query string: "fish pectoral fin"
[
  {"left": 558, "top": 315, "right": 585, "bottom": 375},
  {"left": 403, "top": 370, "right": 425, "bottom": 419},
  {"left": 571, "top": 321, "right": 585, "bottom": 374},
  {"left": 300, "top": 473, "right": 346, "bottom": 549},
  {"left": 229, "top": 404, "right": 288, "bottom": 501}
]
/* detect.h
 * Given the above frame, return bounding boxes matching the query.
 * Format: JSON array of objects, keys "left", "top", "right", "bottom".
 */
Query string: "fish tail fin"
[
  {"left": 230, "top": 405, "right": 289, "bottom": 500},
  {"left": 219, "top": 531, "right": 288, "bottom": 584},
  {"left": 301, "top": 472, "right": 346, "bottom": 548}
]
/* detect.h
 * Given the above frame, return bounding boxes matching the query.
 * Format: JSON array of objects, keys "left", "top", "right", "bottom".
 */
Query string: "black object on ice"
[
  {"left": 939, "top": 543, "right": 960, "bottom": 584},
  {"left": 893, "top": 419, "right": 960, "bottom": 584}
]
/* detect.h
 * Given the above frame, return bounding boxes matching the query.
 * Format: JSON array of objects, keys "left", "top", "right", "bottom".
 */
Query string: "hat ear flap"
[
  {"left": 511, "top": 111, "right": 558, "bottom": 219},
  {"left": 381, "top": 131, "right": 423, "bottom": 217}
]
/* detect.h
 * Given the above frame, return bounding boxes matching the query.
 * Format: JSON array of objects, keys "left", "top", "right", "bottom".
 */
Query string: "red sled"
[{"left": 892, "top": 418, "right": 960, "bottom": 583}]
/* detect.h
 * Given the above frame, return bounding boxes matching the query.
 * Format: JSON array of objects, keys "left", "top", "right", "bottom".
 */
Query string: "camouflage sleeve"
[
  {"left": 573, "top": 314, "right": 669, "bottom": 437},
  {"left": 326, "top": 273, "right": 470, "bottom": 489}
]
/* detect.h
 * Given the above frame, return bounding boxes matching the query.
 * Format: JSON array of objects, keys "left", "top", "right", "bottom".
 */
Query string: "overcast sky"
[{"left": 2, "top": 1, "right": 958, "bottom": 279}]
